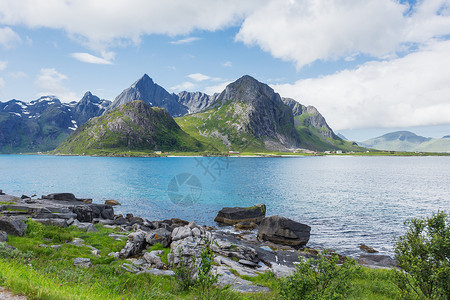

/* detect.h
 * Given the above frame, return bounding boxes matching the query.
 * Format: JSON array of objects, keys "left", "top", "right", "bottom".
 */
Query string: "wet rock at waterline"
[
  {"left": 214, "top": 204, "right": 266, "bottom": 225},
  {"left": 257, "top": 215, "right": 311, "bottom": 248}
]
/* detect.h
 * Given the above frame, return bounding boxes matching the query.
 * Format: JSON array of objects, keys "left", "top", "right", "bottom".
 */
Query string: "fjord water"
[{"left": 1, "top": 155, "right": 449, "bottom": 257}]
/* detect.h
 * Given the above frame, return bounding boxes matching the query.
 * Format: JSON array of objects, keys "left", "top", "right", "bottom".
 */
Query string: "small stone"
[
  {"left": 104, "top": 199, "right": 121, "bottom": 206},
  {"left": 0, "top": 216, "right": 27, "bottom": 236},
  {"left": 108, "top": 252, "right": 120, "bottom": 259},
  {"left": 51, "top": 245, "right": 62, "bottom": 250},
  {"left": 73, "top": 257, "right": 91, "bottom": 268},
  {"left": 192, "top": 227, "right": 201, "bottom": 237},
  {"left": 171, "top": 226, "right": 192, "bottom": 241},
  {"left": 0, "top": 231, "right": 7, "bottom": 242},
  {"left": 360, "top": 244, "right": 378, "bottom": 253},
  {"left": 188, "top": 221, "right": 197, "bottom": 229},
  {"left": 234, "top": 222, "right": 257, "bottom": 231}
]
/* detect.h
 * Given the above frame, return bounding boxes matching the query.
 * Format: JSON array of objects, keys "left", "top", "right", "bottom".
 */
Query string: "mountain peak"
[{"left": 132, "top": 74, "right": 154, "bottom": 88}]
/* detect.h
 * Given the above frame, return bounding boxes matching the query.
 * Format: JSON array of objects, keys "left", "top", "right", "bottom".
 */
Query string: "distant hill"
[
  {"left": 54, "top": 100, "right": 205, "bottom": 155},
  {"left": 360, "top": 131, "right": 450, "bottom": 153},
  {"left": 337, "top": 133, "right": 348, "bottom": 141}
]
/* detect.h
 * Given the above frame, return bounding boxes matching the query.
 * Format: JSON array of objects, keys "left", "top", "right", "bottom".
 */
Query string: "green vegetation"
[
  {"left": 393, "top": 211, "right": 449, "bottom": 299},
  {"left": 54, "top": 101, "right": 206, "bottom": 155},
  {"left": 279, "top": 251, "right": 361, "bottom": 300}
]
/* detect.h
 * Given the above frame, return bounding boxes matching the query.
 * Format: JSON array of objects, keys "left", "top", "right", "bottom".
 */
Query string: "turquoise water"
[{"left": 1, "top": 154, "right": 449, "bottom": 256}]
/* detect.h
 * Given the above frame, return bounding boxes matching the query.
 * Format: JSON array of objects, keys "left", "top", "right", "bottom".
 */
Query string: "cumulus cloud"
[
  {"left": 272, "top": 40, "right": 450, "bottom": 131},
  {"left": 170, "top": 37, "right": 201, "bottom": 45},
  {"left": 71, "top": 51, "right": 114, "bottom": 64},
  {"left": 187, "top": 73, "right": 221, "bottom": 82},
  {"left": 0, "top": 0, "right": 262, "bottom": 50},
  {"left": 237, "top": 0, "right": 450, "bottom": 68},
  {"left": 0, "top": 26, "right": 21, "bottom": 48},
  {"left": 0, "top": 60, "right": 7, "bottom": 71},
  {"left": 170, "top": 81, "right": 196, "bottom": 92},
  {"left": 35, "top": 68, "right": 78, "bottom": 102}
]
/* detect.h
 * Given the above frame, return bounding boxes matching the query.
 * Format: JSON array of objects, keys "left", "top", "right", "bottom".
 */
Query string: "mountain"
[
  {"left": 0, "top": 94, "right": 110, "bottom": 153},
  {"left": 54, "top": 100, "right": 205, "bottom": 155},
  {"left": 176, "top": 75, "right": 361, "bottom": 152},
  {"left": 360, "top": 131, "right": 450, "bottom": 152},
  {"left": 177, "top": 75, "right": 301, "bottom": 151},
  {"left": 177, "top": 91, "right": 216, "bottom": 115},
  {"left": 72, "top": 91, "right": 111, "bottom": 124},
  {"left": 109, "top": 74, "right": 188, "bottom": 117},
  {"left": 282, "top": 98, "right": 361, "bottom": 151}
]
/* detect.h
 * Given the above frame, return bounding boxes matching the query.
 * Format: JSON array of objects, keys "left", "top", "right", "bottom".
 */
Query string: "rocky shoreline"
[{"left": 0, "top": 191, "right": 398, "bottom": 293}]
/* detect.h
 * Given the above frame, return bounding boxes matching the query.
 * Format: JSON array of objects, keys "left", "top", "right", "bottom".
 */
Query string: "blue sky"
[{"left": 1, "top": 0, "right": 450, "bottom": 141}]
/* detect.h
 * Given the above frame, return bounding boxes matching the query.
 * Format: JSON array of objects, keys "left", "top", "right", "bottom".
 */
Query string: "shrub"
[
  {"left": 394, "top": 211, "right": 449, "bottom": 299},
  {"left": 278, "top": 250, "right": 360, "bottom": 300}
]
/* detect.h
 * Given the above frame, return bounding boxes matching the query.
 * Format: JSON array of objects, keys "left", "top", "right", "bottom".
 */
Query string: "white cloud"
[
  {"left": 170, "top": 81, "right": 196, "bottom": 92},
  {"left": 203, "top": 81, "right": 233, "bottom": 95},
  {"left": 0, "top": 77, "right": 4, "bottom": 90},
  {"left": 222, "top": 61, "right": 232, "bottom": 68},
  {"left": 71, "top": 51, "right": 114, "bottom": 65},
  {"left": 187, "top": 73, "right": 221, "bottom": 82},
  {"left": 0, "top": 60, "right": 7, "bottom": 71},
  {"left": 0, "top": 27, "right": 21, "bottom": 48},
  {"left": 170, "top": 37, "right": 201, "bottom": 45},
  {"left": 8, "top": 71, "right": 27, "bottom": 79},
  {"left": 272, "top": 40, "right": 450, "bottom": 131},
  {"left": 0, "top": 1, "right": 262, "bottom": 50},
  {"left": 35, "top": 68, "right": 78, "bottom": 102},
  {"left": 236, "top": 0, "right": 450, "bottom": 68}
]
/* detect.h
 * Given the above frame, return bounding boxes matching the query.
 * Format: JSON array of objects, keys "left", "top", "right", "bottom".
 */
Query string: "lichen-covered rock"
[
  {"left": 145, "top": 228, "right": 171, "bottom": 248},
  {"left": 257, "top": 215, "right": 310, "bottom": 248},
  {"left": 214, "top": 204, "right": 266, "bottom": 225}
]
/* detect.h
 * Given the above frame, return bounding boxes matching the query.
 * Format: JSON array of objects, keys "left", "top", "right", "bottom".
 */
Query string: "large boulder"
[
  {"left": 73, "top": 205, "right": 94, "bottom": 222},
  {"left": 214, "top": 204, "right": 266, "bottom": 225},
  {"left": 0, "top": 216, "right": 27, "bottom": 236},
  {"left": 257, "top": 215, "right": 310, "bottom": 248},
  {"left": 42, "top": 193, "right": 77, "bottom": 201},
  {"left": 146, "top": 228, "right": 172, "bottom": 248}
]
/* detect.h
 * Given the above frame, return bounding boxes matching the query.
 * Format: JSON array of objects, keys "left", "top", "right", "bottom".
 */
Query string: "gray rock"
[
  {"left": 188, "top": 221, "right": 197, "bottom": 229},
  {"left": 50, "top": 244, "right": 62, "bottom": 250},
  {"left": 109, "top": 233, "right": 128, "bottom": 240},
  {"left": 68, "top": 238, "right": 85, "bottom": 246},
  {"left": 73, "top": 205, "right": 93, "bottom": 223},
  {"left": 0, "top": 231, "right": 7, "bottom": 242},
  {"left": 214, "top": 256, "right": 259, "bottom": 277},
  {"left": 358, "top": 254, "right": 398, "bottom": 268},
  {"left": 271, "top": 263, "right": 296, "bottom": 278},
  {"left": 213, "top": 266, "right": 270, "bottom": 293},
  {"left": 34, "top": 218, "right": 68, "bottom": 227},
  {"left": 145, "top": 228, "right": 172, "bottom": 248},
  {"left": 257, "top": 215, "right": 311, "bottom": 248},
  {"left": 101, "top": 207, "right": 115, "bottom": 220},
  {"left": 171, "top": 226, "right": 192, "bottom": 241},
  {"left": 0, "top": 216, "right": 27, "bottom": 236},
  {"left": 121, "top": 263, "right": 140, "bottom": 273},
  {"left": 119, "top": 230, "right": 147, "bottom": 258},
  {"left": 192, "top": 227, "right": 201, "bottom": 238},
  {"left": 42, "top": 193, "right": 77, "bottom": 201},
  {"left": 73, "top": 257, "right": 91, "bottom": 268},
  {"left": 360, "top": 244, "right": 378, "bottom": 253},
  {"left": 214, "top": 204, "right": 266, "bottom": 225},
  {"left": 139, "top": 268, "right": 175, "bottom": 276},
  {"left": 143, "top": 250, "right": 165, "bottom": 269},
  {"left": 210, "top": 238, "right": 258, "bottom": 263}
]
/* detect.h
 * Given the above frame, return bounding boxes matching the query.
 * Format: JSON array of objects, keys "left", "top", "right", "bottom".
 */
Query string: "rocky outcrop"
[
  {"left": 177, "top": 91, "right": 213, "bottom": 114},
  {"left": 0, "top": 216, "right": 27, "bottom": 236},
  {"left": 358, "top": 254, "right": 398, "bottom": 268},
  {"left": 214, "top": 204, "right": 266, "bottom": 225},
  {"left": 257, "top": 215, "right": 311, "bottom": 248}
]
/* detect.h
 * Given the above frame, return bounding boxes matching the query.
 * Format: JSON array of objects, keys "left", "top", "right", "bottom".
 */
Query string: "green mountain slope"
[{"left": 54, "top": 100, "right": 205, "bottom": 155}]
